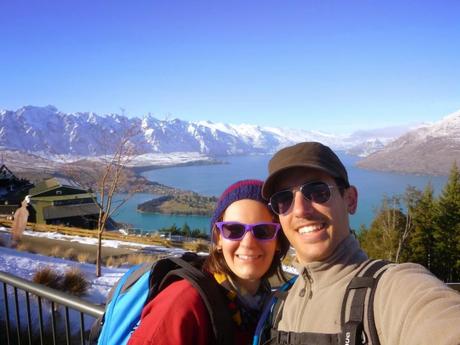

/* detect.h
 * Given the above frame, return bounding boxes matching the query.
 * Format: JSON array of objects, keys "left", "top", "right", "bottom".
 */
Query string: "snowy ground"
[
  {"left": 49, "top": 151, "right": 217, "bottom": 168},
  {"left": 0, "top": 226, "right": 191, "bottom": 306},
  {"left": 0, "top": 226, "right": 192, "bottom": 341}
]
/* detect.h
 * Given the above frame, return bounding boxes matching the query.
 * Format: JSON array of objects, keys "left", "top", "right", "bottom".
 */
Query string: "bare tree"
[
  {"left": 64, "top": 126, "right": 142, "bottom": 276},
  {"left": 361, "top": 191, "right": 416, "bottom": 263}
]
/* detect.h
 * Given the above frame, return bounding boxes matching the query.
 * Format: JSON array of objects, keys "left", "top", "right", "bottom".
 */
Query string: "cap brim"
[{"left": 262, "top": 163, "right": 341, "bottom": 199}]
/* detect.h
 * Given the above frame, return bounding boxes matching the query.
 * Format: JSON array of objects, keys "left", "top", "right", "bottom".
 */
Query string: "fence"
[{"left": 0, "top": 271, "right": 104, "bottom": 345}]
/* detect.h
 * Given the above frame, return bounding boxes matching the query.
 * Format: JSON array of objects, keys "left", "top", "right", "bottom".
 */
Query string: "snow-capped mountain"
[
  {"left": 2, "top": 104, "right": 458, "bottom": 175},
  {"left": 0, "top": 105, "right": 391, "bottom": 158},
  {"left": 357, "top": 110, "right": 460, "bottom": 175}
]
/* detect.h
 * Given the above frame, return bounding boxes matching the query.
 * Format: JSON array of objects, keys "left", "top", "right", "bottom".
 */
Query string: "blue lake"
[{"left": 114, "top": 153, "right": 448, "bottom": 234}]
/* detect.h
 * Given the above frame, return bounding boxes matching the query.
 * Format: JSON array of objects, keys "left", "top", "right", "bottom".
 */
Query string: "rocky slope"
[{"left": 357, "top": 110, "right": 460, "bottom": 175}]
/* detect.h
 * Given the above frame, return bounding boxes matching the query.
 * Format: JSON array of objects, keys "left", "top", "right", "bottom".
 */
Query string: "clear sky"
[{"left": 1, "top": 0, "right": 459, "bottom": 134}]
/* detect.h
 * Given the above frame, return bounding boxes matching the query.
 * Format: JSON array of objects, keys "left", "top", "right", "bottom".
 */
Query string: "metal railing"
[
  {"left": 0, "top": 271, "right": 104, "bottom": 345},
  {"left": 449, "top": 283, "right": 460, "bottom": 292}
]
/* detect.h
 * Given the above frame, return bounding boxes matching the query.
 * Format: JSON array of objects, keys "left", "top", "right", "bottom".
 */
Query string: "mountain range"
[
  {"left": 0, "top": 105, "right": 459, "bottom": 175},
  {"left": 0, "top": 105, "right": 399, "bottom": 157}
]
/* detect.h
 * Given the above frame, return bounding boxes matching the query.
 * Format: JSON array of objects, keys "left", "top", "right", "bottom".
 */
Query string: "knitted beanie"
[{"left": 210, "top": 179, "right": 267, "bottom": 233}]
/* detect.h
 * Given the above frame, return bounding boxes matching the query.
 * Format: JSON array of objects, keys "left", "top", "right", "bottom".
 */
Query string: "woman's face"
[{"left": 216, "top": 199, "right": 278, "bottom": 294}]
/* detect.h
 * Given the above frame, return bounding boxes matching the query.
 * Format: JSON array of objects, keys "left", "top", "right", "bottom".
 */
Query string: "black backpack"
[
  {"left": 89, "top": 252, "right": 234, "bottom": 345},
  {"left": 255, "top": 259, "right": 391, "bottom": 345}
]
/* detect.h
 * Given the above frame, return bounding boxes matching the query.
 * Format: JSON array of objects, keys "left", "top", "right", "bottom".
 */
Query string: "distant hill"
[
  {"left": 357, "top": 110, "right": 460, "bottom": 175},
  {"left": 137, "top": 194, "right": 217, "bottom": 216}
]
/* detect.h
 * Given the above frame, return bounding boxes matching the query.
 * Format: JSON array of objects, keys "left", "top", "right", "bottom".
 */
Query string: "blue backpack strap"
[
  {"left": 99, "top": 264, "right": 141, "bottom": 345},
  {"left": 253, "top": 275, "right": 298, "bottom": 345}
]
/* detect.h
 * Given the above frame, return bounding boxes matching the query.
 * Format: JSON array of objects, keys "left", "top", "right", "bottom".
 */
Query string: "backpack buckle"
[
  {"left": 342, "top": 320, "right": 367, "bottom": 345},
  {"left": 276, "top": 331, "right": 291, "bottom": 344}
]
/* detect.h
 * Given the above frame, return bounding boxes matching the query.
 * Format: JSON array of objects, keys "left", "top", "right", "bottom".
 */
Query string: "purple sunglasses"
[{"left": 215, "top": 221, "right": 280, "bottom": 241}]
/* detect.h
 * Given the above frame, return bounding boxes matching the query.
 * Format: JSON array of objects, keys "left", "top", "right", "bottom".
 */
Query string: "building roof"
[
  {"left": 29, "top": 177, "right": 87, "bottom": 196},
  {"left": 42, "top": 203, "right": 100, "bottom": 220},
  {"left": 0, "top": 164, "right": 18, "bottom": 181}
]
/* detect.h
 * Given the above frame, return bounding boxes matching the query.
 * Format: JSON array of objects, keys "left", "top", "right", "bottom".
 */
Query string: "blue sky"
[{"left": 1, "top": 1, "right": 459, "bottom": 134}]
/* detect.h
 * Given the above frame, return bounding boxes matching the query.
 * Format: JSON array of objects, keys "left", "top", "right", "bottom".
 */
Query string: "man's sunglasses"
[
  {"left": 269, "top": 181, "right": 336, "bottom": 215},
  {"left": 215, "top": 221, "right": 280, "bottom": 241}
]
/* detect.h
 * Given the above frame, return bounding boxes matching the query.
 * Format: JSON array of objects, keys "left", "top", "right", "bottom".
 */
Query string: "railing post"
[
  {"left": 2, "top": 282, "right": 12, "bottom": 345},
  {"left": 13, "top": 287, "right": 21, "bottom": 345}
]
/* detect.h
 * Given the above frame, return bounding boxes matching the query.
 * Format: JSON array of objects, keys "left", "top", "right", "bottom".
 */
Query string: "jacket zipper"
[{"left": 296, "top": 268, "right": 313, "bottom": 330}]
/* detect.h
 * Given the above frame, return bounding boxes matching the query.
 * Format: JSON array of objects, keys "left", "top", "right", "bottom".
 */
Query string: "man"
[{"left": 256, "top": 142, "right": 460, "bottom": 345}]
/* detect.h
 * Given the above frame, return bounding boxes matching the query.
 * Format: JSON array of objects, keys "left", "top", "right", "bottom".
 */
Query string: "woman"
[{"left": 128, "top": 179, "right": 290, "bottom": 345}]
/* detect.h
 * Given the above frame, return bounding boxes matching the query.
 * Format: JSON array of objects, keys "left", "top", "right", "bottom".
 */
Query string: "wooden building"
[
  {"left": 0, "top": 164, "right": 34, "bottom": 218},
  {"left": 28, "top": 177, "right": 117, "bottom": 230}
]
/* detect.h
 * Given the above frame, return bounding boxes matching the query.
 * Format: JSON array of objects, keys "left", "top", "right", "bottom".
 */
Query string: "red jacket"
[{"left": 127, "top": 279, "right": 254, "bottom": 345}]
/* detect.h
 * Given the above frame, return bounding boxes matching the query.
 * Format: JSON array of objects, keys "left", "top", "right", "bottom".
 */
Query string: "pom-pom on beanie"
[{"left": 210, "top": 179, "right": 267, "bottom": 233}]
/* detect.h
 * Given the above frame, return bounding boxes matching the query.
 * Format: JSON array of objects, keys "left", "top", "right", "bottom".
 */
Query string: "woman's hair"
[{"left": 203, "top": 179, "right": 290, "bottom": 283}]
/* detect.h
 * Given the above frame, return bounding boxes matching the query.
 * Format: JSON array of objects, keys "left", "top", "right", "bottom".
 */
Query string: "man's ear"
[{"left": 346, "top": 186, "right": 358, "bottom": 215}]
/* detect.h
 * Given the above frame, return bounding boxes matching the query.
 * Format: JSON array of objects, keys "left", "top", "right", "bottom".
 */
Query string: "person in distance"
[
  {"left": 128, "top": 179, "right": 290, "bottom": 345},
  {"left": 254, "top": 141, "right": 460, "bottom": 345}
]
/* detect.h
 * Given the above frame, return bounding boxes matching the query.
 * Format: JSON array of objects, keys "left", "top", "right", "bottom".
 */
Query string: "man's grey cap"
[{"left": 262, "top": 142, "right": 349, "bottom": 199}]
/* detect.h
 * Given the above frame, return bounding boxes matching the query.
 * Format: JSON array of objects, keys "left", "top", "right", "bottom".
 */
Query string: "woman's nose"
[{"left": 239, "top": 229, "right": 258, "bottom": 247}]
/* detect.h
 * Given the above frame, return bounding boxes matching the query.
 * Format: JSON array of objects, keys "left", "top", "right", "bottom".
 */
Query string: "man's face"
[{"left": 274, "top": 167, "right": 357, "bottom": 264}]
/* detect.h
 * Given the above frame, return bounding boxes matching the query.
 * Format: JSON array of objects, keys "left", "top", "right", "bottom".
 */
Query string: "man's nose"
[{"left": 292, "top": 190, "right": 315, "bottom": 218}]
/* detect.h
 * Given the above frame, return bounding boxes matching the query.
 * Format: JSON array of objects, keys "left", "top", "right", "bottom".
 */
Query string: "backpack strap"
[
  {"left": 341, "top": 260, "right": 390, "bottom": 345},
  {"left": 88, "top": 263, "right": 154, "bottom": 344},
  {"left": 98, "top": 264, "right": 142, "bottom": 345},
  {"left": 157, "top": 256, "right": 234, "bottom": 345},
  {"left": 271, "top": 330, "right": 341, "bottom": 345},
  {"left": 365, "top": 263, "right": 389, "bottom": 345},
  {"left": 253, "top": 275, "right": 298, "bottom": 344}
]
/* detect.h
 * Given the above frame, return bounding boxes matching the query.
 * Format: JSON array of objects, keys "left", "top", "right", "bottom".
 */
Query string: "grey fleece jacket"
[{"left": 275, "top": 235, "right": 460, "bottom": 345}]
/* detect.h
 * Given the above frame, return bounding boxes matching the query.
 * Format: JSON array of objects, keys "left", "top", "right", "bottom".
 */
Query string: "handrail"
[
  {"left": 0, "top": 271, "right": 104, "bottom": 317},
  {"left": 0, "top": 270, "right": 105, "bottom": 345},
  {"left": 448, "top": 283, "right": 460, "bottom": 292}
]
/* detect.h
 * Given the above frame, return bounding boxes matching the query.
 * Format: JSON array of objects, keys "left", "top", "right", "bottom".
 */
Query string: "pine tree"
[
  {"left": 407, "top": 183, "right": 436, "bottom": 270},
  {"left": 432, "top": 163, "right": 460, "bottom": 282},
  {"left": 358, "top": 195, "right": 409, "bottom": 262},
  {"left": 182, "top": 223, "right": 191, "bottom": 237}
]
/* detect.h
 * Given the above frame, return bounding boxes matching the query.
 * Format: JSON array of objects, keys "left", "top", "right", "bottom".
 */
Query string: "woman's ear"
[{"left": 215, "top": 229, "right": 223, "bottom": 249}]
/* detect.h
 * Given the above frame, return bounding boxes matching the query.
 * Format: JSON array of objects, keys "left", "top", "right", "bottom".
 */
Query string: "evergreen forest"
[{"left": 358, "top": 163, "right": 460, "bottom": 283}]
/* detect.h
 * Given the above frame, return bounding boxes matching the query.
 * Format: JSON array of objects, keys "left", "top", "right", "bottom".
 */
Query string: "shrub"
[
  {"left": 182, "top": 240, "right": 209, "bottom": 253},
  {"left": 49, "top": 245, "right": 62, "bottom": 257},
  {"left": 61, "top": 267, "right": 89, "bottom": 297},
  {"left": 104, "top": 256, "right": 121, "bottom": 268},
  {"left": 32, "top": 266, "right": 61, "bottom": 289},
  {"left": 77, "top": 252, "right": 91, "bottom": 264},
  {"left": 126, "top": 253, "right": 155, "bottom": 266},
  {"left": 62, "top": 248, "right": 77, "bottom": 261},
  {"left": 16, "top": 242, "right": 35, "bottom": 254}
]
